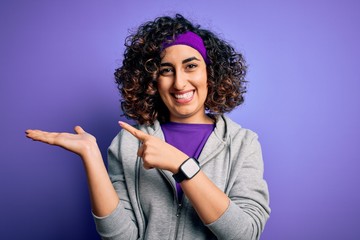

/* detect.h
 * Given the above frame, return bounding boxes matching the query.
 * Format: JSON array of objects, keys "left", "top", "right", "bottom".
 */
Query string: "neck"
[{"left": 169, "top": 114, "right": 214, "bottom": 124}]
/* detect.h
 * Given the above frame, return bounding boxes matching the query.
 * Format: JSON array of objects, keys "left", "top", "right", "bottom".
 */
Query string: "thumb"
[{"left": 74, "top": 126, "right": 85, "bottom": 134}]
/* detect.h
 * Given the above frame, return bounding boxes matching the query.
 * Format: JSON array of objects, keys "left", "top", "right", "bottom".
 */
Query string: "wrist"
[
  {"left": 81, "top": 142, "right": 101, "bottom": 161},
  {"left": 172, "top": 157, "right": 200, "bottom": 183},
  {"left": 170, "top": 154, "right": 189, "bottom": 174}
]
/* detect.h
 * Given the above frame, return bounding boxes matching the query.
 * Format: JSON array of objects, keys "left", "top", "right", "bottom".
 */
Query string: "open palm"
[{"left": 25, "top": 126, "right": 97, "bottom": 158}]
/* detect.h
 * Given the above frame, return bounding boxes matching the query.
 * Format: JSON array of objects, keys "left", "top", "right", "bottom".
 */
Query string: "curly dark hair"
[{"left": 115, "top": 14, "right": 247, "bottom": 125}]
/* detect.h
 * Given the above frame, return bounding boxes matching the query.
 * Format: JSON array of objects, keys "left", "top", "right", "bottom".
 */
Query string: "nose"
[{"left": 173, "top": 70, "right": 187, "bottom": 90}]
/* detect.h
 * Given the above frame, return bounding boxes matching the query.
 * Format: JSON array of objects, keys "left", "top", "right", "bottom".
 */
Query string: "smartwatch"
[{"left": 173, "top": 157, "right": 200, "bottom": 183}]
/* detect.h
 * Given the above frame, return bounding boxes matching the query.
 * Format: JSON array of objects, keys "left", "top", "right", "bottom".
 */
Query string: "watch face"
[{"left": 181, "top": 158, "right": 200, "bottom": 178}]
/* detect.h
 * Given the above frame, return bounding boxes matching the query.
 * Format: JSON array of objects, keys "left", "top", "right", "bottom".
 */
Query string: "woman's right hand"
[
  {"left": 25, "top": 126, "right": 98, "bottom": 159},
  {"left": 26, "top": 125, "right": 120, "bottom": 217}
]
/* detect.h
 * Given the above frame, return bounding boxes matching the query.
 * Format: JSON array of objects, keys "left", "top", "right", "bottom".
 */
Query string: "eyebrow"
[
  {"left": 182, "top": 56, "right": 200, "bottom": 64},
  {"left": 160, "top": 56, "right": 201, "bottom": 66}
]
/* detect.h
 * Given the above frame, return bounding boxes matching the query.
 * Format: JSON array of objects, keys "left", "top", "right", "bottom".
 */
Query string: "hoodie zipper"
[
  {"left": 158, "top": 170, "right": 185, "bottom": 240},
  {"left": 135, "top": 156, "right": 146, "bottom": 238},
  {"left": 176, "top": 202, "right": 182, "bottom": 217},
  {"left": 173, "top": 195, "right": 184, "bottom": 240}
]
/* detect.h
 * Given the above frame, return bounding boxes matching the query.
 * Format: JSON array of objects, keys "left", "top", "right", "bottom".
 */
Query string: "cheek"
[
  {"left": 156, "top": 81, "right": 169, "bottom": 98},
  {"left": 190, "top": 69, "right": 206, "bottom": 83},
  {"left": 198, "top": 72, "right": 208, "bottom": 90},
  {"left": 198, "top": 68, "right": 208, "bottom": 85},
  {"left": 156, "top": 79, "right": 165, "bottom": 91}
]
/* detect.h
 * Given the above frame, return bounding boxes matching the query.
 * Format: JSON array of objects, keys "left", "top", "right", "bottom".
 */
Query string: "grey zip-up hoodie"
[{"left": 93, "top": 115, "right": 270, "bottom": 240}]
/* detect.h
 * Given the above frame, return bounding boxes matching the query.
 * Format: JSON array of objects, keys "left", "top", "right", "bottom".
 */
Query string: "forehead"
[{"left": 161, "top": 45, "right": 203, "bottom": 62}]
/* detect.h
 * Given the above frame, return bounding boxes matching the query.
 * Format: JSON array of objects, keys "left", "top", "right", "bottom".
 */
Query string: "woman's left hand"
[
  {"left": 120, "top": 121, "right": 231, "bottom": 226},
  {"left": 119, "top": 121, "right": 187, "bottom": 173}
]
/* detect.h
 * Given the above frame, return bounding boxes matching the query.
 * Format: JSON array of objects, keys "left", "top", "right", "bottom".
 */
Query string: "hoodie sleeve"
[
  {"left": 92, "top": 131, "right": 140, "bottom": 240},
  {"left": 206, "top": 131, "right": 270, "bottom": 240}
]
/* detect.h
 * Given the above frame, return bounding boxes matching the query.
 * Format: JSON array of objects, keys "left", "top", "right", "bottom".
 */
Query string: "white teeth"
[{"left": 174, "top": 91, "right": 193, "bottom": 99}]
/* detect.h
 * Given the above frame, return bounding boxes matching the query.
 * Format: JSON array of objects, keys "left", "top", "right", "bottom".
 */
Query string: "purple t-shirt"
[{"left": 161, "top": 122, "right": 215, "bottom": 200}]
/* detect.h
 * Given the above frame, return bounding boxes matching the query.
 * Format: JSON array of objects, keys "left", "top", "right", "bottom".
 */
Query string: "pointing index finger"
[{"left": 118, "top": 121, "right": 149, "bottom": 141}]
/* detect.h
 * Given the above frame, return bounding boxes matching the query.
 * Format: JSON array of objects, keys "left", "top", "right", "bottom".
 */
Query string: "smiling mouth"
[
  {"left": 174, "top": 91, "right": 193, "bottom": 99},
  {"left": 173, "top": 91, "right": 194, "bottom": 103}
]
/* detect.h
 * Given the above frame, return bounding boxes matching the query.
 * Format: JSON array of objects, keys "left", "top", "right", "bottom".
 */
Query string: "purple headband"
[{"left": 162, "top": 31, "right": 209, "bottom": 64}]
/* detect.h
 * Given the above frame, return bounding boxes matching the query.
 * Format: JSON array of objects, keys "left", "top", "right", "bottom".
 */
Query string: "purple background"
[{"left": 1, "top": 1, "right": 360, "bottom": 239}]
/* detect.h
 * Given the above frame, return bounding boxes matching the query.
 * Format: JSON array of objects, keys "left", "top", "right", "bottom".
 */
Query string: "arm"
[
  {"left": 92, "top": 131, "right": 140, "bottom": 239},
  {"left": 206, "top": 134, "right": 270, "bottom": 240},
  {"left": 119, "top": 122, "right": 270, "bottom": 240},
  {"left": 119, "top": 122, "right": 230, "bottom": 224},
  {"left": 25, "top": 126, "right": 119, "bottom": 217}
]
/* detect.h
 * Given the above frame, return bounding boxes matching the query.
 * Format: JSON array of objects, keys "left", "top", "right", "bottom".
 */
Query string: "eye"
[
  {"left": 186, "top": 63, "right": 198, "bottom": 70},
  {"left": 159, "top": 67, "right": 174, "bottom": 76}
]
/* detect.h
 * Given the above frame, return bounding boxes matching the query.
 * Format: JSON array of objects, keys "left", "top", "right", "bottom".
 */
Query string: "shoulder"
[
  {"left": 218, "top": 115, "right": 259, "bottom": 143},
  {"left": 108, "top": 123, "right": 141, "bottom": 154},
  {"left": 110, "top": 120, "right": 162, "bottom": 146}
]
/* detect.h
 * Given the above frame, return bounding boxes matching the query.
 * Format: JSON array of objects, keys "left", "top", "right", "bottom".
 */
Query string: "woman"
[{"left": 26, "top": 14, "right": 270, "bottom": 240}]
